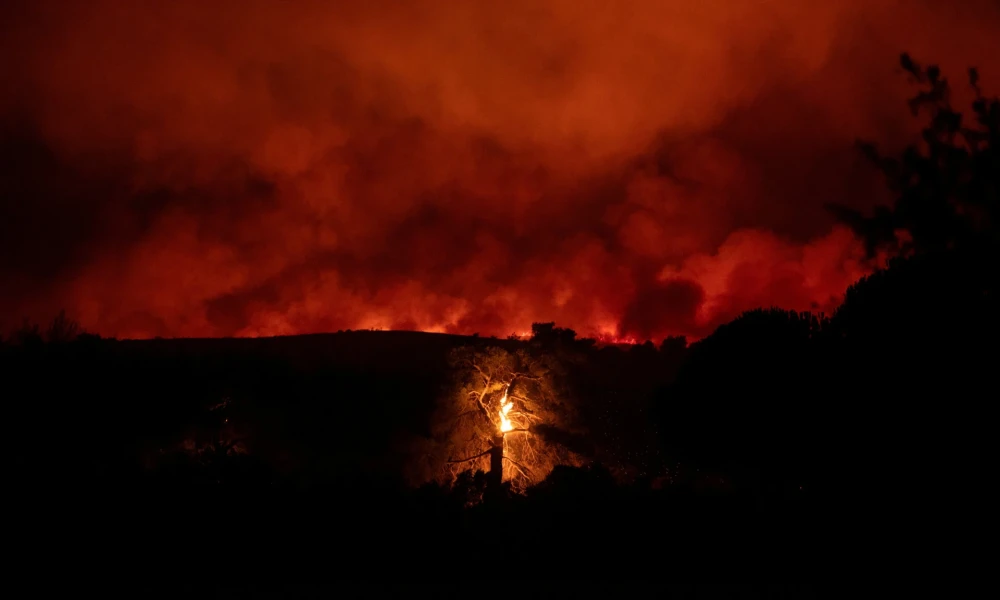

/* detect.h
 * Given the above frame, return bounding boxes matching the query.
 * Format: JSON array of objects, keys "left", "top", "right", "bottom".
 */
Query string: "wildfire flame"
[{"left": 499, "top": 385, "right": 514, "bottom": 433}]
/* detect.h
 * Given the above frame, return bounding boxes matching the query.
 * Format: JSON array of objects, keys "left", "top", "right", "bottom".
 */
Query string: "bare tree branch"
[
  {"left": 511, "top": 373, "right": 543, "bottom": 382},
  {"left": 474, "top": 378, "right": 493, "bottom": 422},
  {"left": 447, "top": 449, "right": 492, "bottom": 464},
  {"left": 465, "top": 360, "right": 490, "bottom": 385},
  {"left": 503, "top": 455, "right": 532, "bottom": 479}
]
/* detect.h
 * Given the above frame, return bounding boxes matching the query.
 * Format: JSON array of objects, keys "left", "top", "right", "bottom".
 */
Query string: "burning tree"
[{"left": 416, "top": 344, "right": 583, "bottom": 498}]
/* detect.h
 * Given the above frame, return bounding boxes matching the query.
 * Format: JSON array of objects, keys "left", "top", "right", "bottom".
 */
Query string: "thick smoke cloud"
[{"left": 2, "top": 0, "right": 999, "bottom": 340}]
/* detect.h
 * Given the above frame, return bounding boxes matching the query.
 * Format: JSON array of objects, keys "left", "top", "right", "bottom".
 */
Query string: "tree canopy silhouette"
[
  {"left": 829, "top": 53, "right": 999, "bottom": 258},
  {"left": 654, "top": 308, "right": 831, "bottom": 491},
  {"left": 656, "top": 55, "right": 1000, "bottom": 498}
]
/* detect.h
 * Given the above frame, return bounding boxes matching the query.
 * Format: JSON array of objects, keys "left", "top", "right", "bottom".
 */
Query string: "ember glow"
[{"left": 3, "top": 1, "right": 1000, "bottom": 341}]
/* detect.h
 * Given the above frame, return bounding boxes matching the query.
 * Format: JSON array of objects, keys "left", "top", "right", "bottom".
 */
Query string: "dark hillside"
[
  {"left": 7, "top": 330, "right": 525, "bottom": 489},
  {"left": 7, "top": 329, "right": 668, "bottom": 491}
]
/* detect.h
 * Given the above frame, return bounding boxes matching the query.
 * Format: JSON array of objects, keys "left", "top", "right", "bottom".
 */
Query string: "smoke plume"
[{"left": 2, "top": 0, "right": 999, "bottom": 340}]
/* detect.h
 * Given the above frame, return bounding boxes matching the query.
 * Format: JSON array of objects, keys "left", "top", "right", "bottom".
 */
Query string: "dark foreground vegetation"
[{"left": 4, "top": 55, "right": 997, "bottom": 584}]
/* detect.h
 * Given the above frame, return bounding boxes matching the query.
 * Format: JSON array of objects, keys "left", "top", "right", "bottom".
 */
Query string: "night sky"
[{"left": 3, "top": 0, "right": 999, "bottom": 340}]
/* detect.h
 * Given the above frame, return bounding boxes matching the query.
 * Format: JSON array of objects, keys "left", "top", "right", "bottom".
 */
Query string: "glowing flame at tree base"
[{"left": 485, "top": 384, "right": 515, "bottom": 500}]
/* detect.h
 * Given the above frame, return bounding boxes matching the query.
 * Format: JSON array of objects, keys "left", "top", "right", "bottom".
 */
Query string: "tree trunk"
[{"left": 486, "top": 434, "right": 504, "bottom": 503}]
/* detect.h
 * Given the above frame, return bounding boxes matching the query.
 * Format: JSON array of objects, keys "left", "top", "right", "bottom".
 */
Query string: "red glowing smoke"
[{"left": 2, "top": 1, "right": 999, "bottom": 341}]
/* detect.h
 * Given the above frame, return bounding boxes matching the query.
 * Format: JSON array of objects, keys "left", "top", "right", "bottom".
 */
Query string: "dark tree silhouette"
[
  {"left": 527, "top": 321, "right": 580, "bottom": 347},
  {"left": 654, "top": 308, "right": 832, "bottom": 494},
  {"left": 45, "top": 310, "right": 80, "bottom": 344},
  {"left": 656, "top": 55, "right": 999, "bottom": 503},
  {"left": 829, "top": 53, "right": 999, "bottom": 258}
]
